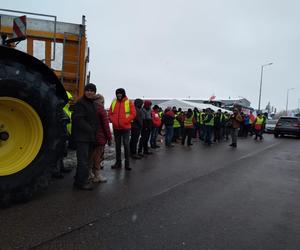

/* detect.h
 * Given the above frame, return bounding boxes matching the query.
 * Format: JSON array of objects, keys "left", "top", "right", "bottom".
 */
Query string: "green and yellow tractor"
[{"left": 0, "top": 9, "right": 89, "bottom": 206}]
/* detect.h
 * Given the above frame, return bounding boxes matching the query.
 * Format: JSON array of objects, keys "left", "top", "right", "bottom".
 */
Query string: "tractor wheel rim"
[{"left": 0, "top": 97, "right": 43, "bottom": 176}]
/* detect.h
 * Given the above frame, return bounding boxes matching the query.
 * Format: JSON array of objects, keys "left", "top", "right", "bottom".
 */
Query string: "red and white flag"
[
  {"left": 209, "top": 94, "right": 216, "bottom": 101},
  {"left": 13, "top": 15, "right": 27, "bottom": 39}
]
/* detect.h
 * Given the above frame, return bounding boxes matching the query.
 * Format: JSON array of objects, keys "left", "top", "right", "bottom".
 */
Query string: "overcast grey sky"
[{"left": 2, "top": 0, "right": 300, "bottom": 110}]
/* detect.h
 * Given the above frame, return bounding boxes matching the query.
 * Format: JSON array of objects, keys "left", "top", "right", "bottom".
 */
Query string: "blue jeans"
[
  {"left": 204, "top": 126, "right": 213, "bottom": 145},
  {"left": 150, "top": 127, "right": 159, "bottom": 147},
  {"left": 165, "top": 125, "right": 174, "bottom": 146}
]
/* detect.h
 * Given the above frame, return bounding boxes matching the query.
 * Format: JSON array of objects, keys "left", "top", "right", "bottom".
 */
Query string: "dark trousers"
[
  {"left": 199, "top": 124, "right": 205, "bottom": 140},
  {"left": 165, "top": 125, "right": 174, "bottom": 146},
  {"left": 130, "top": 127, "right": 141, "bottom": 155},
  {"left": 114, "top": 129, "right": 130, "bottom": 165},
  {"left": 75, "top": 142, "right": 94, "bottom": 185},
  {"left": 254, "top": 129, "right": 263, "bottom": 140},
  {"left": 231, "top": 128, "right": 239, "bottom": 145},
  {"left": 194, "top": 124, "right": 200, "bottom": 138},
  {"left": 182, "top": 127, "right": 194, "bottom": 145},
  {"left": 224, "top": 125, "right": 230, "bottom": 140},
  {"left": 150, "top": 127, "right": 159, "bottom": 147},
  {"left": 204, "top": 126, "right": 213, "bottom": 145},
  {"left": 213, "top": 127, "right": 222, "bottom": 142},
  {"left": 138, "top": 128, "right": 151, "bottom": 153},
  {"left": 173, "top": 127, "right": 181, "bottom": 142},
  {"left": 243, "top": 125, "right": 250, "bottom": 137}
]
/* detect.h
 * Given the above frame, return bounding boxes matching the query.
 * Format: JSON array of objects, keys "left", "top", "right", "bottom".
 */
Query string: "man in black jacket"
[
  {"left": 72, "top": 83, "right": 98, "bottom": 190},
  {"left": 138, "top": 100, "right": 153, "bottom": 156},
  {"left": 130, "top": 98, "right": 143, "bottom": 159}
]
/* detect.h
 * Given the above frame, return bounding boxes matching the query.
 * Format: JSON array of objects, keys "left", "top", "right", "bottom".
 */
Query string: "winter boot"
[
  {"left": 93, "top": 170, "right": 107, "bottom": 183},
  {"left": 88, "top": 169, "right": 95, "bottom": 180},
  {"left": 111, "top": 162, "right": 122, "bottom": 169}
]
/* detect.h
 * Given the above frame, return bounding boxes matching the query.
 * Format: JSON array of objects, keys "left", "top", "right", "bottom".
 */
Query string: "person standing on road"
[
  {"left": 72, "top": 83, "right": 98, "bottom": 190},
  {"left": 199, "top": 109, "right": 206, "bottom": 141},
  {"left": 130, "top": 98, "right": 143, "bottom": 159},
  {"left": 223, "top": 111, "right": 230, "bottom": 141},
  {"left": 150, "top": 105, "right": 162, "bottom": 149},
  {"left": 138, "top": 100, "right": 153, "bottom": 156},
  {"left": 254, "top": 113, "right": 264, "bottom": 140},
  {"left": 193, "top": 108, "right": 200, "bottom": 139},
  {"left": 213, "top": 109, "right": 222, "bottom": 143},
  {"left": 89, "top": 94, "right": 112, "bottom": 183},
  {"left": 172, "top": 107, "right": 181, "bottom": 143},
  {"left": 182, "top": 108, "right": 196, "bottom": 146},
  {"left": 243, "top": 114, "right": 250, "bottom": 137},
  {"left": 162, "top": 107, "right": 175, "bottom": 147},
  {"left": 229, "top": 108, "right": 243, "bottom": 148},
  {"left": 109, "top": 88, "right": 136, "bottom": 170},
  {"left": 249, "top": 111, "right": 256, "bottom": 136},
  {"left": 203, "top": 108, "right": 214, "bottom": 146}
]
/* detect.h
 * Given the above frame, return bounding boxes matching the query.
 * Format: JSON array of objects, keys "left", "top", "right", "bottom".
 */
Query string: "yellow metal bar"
[
  {"left": 1, "top": 26, "right": 79, "bottom": 41},
  {"left": 45, "top": 40, "right": 51, "bottom": 67},
  {"left": 27, "top": 37, "right": 33, "bottom": 55}
]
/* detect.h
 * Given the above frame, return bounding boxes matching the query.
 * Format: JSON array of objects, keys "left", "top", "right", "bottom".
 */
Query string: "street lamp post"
[
  {"left": 286, "top": 88, "right": 295, "bottom": 116},
  {"left": 258, "top": 62, "right": 273, "bottom": 111}
]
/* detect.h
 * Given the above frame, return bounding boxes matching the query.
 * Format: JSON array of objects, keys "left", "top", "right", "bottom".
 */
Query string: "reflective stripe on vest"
[
  {"left": 173, "top": 114, "right": 181, "bottom": 128},
  {"left": 111, "top": 99, "right": 130, "bottom": 118},
  {"left": 184, "top": 114, "right": 194, "bottom": 127},
  {"left": 205, "top": 114, "right": 214, "bottom": 126},
  {"left": 256, "top": 117, "right": 264, "bottom": 125},
  {"left": 199, "top": 112, "right": 204, "bottom": 124},
  {"left": 63, "top": 104, "right": 72, "bottom": 135}
]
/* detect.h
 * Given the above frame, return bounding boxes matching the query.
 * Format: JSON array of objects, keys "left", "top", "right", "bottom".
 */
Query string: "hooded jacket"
[
  {"left": 109, "top": 91, "right": 136, "bottom": 129},
  {"left": 151, "top": 109, "right": 161, "bottom": 128},
  {"left": 162, "top": 109, "right": 175, "bottom": 126},
  {"left": 131, "top": 98, "right": 143, "bottom": 129},
  {"left": 96, "top": 103, "right": 112, "bottom": 145},
  {"left": 72, "top": 96, "right": 98, "bottom": 142}
]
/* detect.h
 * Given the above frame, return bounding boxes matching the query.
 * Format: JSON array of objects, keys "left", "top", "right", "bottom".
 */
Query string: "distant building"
[{"left": 142, "top": 97, "right": 253, "bottom": 112}]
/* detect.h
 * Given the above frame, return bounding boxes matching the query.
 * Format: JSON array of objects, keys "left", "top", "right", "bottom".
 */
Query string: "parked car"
[
  {"left": 265, "top": 119, "right": 277, "bottom": 133},
  {"left": 274, "top": 116, "right": 300, "bottom": 138}
]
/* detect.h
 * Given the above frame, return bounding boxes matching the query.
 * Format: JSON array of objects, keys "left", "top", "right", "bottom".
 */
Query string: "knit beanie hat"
[
  {"left": 84, "top": 83, "right": 97, "bottom": 92},
  {"left": 115, "top": 88, "right": 126, "bottom": 97},
  {"left": 153, "top": 105, "right": 159, "bottom": 110}
]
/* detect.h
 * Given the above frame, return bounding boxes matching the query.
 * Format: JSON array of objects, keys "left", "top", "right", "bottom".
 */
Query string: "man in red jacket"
[{"left": 109, "top": 88, "right": 136, "bottom": 170}]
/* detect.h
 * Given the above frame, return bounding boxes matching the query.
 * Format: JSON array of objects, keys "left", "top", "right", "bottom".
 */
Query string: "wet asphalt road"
[{"left": 1, "top": 134, "right": 300, "bottom": 250}]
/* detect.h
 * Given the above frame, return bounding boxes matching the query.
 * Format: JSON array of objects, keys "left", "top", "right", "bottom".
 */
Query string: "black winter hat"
[
  {"left": 84, "top": 83, "right": 97, "bottom": 92},
  {"left": 153, "top": 105, "right": 159, "bottom": 110},
  {"left": 134, "top": 98, "right": 143, "bottom": 108},
  {"left": 115, "top": 88, "right": 126, "bottom": 97}
]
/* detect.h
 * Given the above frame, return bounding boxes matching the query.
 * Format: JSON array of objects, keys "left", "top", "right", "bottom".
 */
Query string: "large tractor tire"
[{"left": 0, "top": 46, "right": 68, "bottom": 207}]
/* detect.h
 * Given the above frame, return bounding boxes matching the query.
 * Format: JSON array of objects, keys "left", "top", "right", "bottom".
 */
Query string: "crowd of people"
[{"left": 69, "top": 84, "right": 267, "bottom": 190}]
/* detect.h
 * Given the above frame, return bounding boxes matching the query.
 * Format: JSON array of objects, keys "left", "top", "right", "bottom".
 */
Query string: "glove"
[{"left": 107, "top": 140, "right": 112, "bottom": 146}]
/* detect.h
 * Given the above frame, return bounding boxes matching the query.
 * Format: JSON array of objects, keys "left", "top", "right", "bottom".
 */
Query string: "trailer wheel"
[{"left": 0, "top": 59, "right": 66, "bottom": 206}]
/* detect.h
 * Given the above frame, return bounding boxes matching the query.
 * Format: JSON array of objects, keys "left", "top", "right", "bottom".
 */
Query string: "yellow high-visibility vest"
[
  {"left": 184, "top": 114, "right": 194, "bottom": 127},
  {"left": 111, "top": 99, "right": 130, "bottom": 118},
  {"left": 199, "top": 112, "right": 205, "bottom": 124},
  {"left": 204, "top": 114, "right": 214, "bottom": 126},
  {"left": 63, "top": 91, "right": 73, "bottom": 135},
  {"left": 173, "top": 114, "right": 181, "bottom": 128},
  {"left": 256, "top": 117, "right": 264, "bottom": 125}
]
